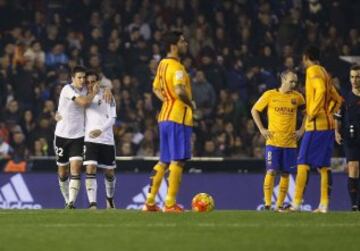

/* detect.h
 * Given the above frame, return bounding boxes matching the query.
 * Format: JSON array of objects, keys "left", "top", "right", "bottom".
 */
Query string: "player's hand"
[
  {"left": 191, "top": 101, "right": 197, "bottom": 111},
  {"left": 335, "top": 131, "right": 343, "bottom": 145},
  {"left": 92, "top": 83, "right": 100, "bottom": 94},
  {"left": 307, "top": 115, "right": 316, "bottom": 121},
  {"left": 89, "top": 129, "right": 102, "bottom": 138},
  {"left": 55, "top": 112, "right": 62, "bottom": 122},
  {"left": 295, "top": 129, "right": 304, "bottom": 141},
  {"left": 260, "top": 128, "right": 272, "bottom": 140},
  {"left": 103, "top": 87, "right": 113, "bottom": 103}
]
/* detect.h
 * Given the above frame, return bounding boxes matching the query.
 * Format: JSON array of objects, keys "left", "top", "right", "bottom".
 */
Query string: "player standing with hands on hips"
[{"left": 252, "top": 70, "right": 305, "bottom": 211}]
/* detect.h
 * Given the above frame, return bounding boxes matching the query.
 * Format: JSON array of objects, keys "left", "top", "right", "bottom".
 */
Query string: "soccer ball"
[{"left": 191, "top": 193, "right": 215, "bottom": 212}]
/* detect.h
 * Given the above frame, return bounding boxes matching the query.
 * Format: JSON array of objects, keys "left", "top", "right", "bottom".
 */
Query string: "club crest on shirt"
[{"left": 175, "top": 71, "right": 184, "bottom": 80}]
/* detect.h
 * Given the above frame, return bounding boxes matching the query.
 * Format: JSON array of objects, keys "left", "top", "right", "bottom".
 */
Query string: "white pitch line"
[{"left": 8, "top": 222, "right": 359, "bottom": 228}]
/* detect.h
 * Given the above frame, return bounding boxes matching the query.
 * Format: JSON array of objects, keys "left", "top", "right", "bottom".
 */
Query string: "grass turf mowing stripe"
[{"left": 0, "top": 210, "right": 359, "bottom": 251}]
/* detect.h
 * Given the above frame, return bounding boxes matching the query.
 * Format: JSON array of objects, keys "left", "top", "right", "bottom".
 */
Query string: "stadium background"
[{"left": 0, "top": 0, "right": 360, "bottom": 209}]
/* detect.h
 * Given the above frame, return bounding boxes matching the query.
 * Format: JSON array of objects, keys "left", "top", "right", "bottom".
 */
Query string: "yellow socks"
[
  {"left": 263, "top": 172, "right": 275, "bottom": 207},
  {"left": 146, "top": 163, "right": 166, "bottom": 205},
  {"left": 320, "top": 167, "right": 331, "bottom": 208},
  {"left": 165, "top": 162, "right": 183, "bottom": 207},
  {"left": 293, "top": 164, "right": 310, "bottom": 207},
  {"left": 276, "top": 175, "right": 289, "bottom": 208}
]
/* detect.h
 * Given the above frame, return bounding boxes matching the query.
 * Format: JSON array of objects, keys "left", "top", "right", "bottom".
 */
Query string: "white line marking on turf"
[{"left": 24, "top": 222, "right": 360, "bottom": 228}]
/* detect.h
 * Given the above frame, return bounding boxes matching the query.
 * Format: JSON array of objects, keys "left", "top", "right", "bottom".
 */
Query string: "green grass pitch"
[{"left": 0, "top": 210, "right": 359, "bottom": 251}]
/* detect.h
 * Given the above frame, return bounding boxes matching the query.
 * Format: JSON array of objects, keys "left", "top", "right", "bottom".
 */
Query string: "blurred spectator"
[
  {"left": 0, "top": 130, "right": 12, "bottom": 170},
  {"left": 4, "top": 130, "right": 29, "bottom": 172},
  {"left": 192, "top": 70, "right": 216, "bottom": 119},
  {"left": 3, "top": 100, "right": 22, "bottom": 126},
  {"left": 0, "top": 0, "right": 359, "bottom": 159},
  {"left": 202, "top": 140, "right": 220, "bottom": 157},
  {"left": 45, "top": 43, "right": 69, "bottom": 69}
]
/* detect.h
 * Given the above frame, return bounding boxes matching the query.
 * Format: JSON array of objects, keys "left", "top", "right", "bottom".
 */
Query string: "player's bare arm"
[
  {"left": 251, "top": 106, "right": 271, "bottom": 140},
  {"left": 153, "top": 87, "right": 164, "bottom": 102},
  {"left": 103, "top": 87, "right": 113, "bottom": 103},
  {"left": 295, "top": 115, "right": 306, "bottom": 140},
  {"left": 54, "top": 112, "right": 62, "bottom": 121},
  {"left": 174, "top": 84, "right": 195, "bottom": 110},
  {"left": 334, "top": 115, "right": 343, "bottom": 145},
  {"left": 73, "top": 83, "right": 99, "bottom": 107}
]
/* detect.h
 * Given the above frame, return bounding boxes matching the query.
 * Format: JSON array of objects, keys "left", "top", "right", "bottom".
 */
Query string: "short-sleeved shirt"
[
  {"left": 55, "top": 83, "right": 87, "bottom": 139},
  {"left": 304, "top": 65, "right": 342, "bottom": 131},
  {"left": 85, "top": 89, "right": 116, "bottom": 145},
  {"left": 253, "top": 89, "right": 305, "bottom": 148},
  {"left": 153, "top": 57, "right": 193, "bottom": 126}
]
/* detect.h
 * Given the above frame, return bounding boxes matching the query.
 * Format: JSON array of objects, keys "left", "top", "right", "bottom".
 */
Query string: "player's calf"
[{"left": 104, "top": 170, "right": 116, "bottom": 209}]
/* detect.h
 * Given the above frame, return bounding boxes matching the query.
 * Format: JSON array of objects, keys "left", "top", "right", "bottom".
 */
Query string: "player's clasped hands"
[
  {"left": 294, "top": 129, "right": 304, "bottom": 141},
  {"left": 92, "top": 83, "right": 100, "bottom": 94},
  {"left": 260, "top": 128, "right": 272, "bottom": 140},
  {"left": 335, "top": 131, "right": 343, "bottom": 145},
  {"left": 89, "top": 129, "right": 102, "bottom": 138}
]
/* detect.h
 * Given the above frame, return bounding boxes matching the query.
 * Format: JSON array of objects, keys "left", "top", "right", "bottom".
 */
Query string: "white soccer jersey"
[
  {"left": 85, "top": 89, "right": 116, "bottom": 145},
  {"left": 55, "top": 84, "right": 87, "bottom": 139}
]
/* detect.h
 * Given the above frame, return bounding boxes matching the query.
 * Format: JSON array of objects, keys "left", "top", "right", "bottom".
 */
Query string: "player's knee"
[
  {"left": 348, "top": 161, "right": 360, "bottom": 177},
  {"left": 171, "top": 161, "right": 185, "bottom": 167},
  {"left": 58, "top": 166, "right": 69, "bottom": 177},
  {"left": 267, "top": 170, "right": 276, "bottom": 176},
  {"left": 157, "top": 161, "right": 168, "bottom": 169},
  {"left": 105, "top": 173, "right": 115, "bottom": 182},
  {"left": 86, "top": 165, "right": 97, "bottom": 174},
  {"left": 70, "top": 160, "right": 82, "bottom": 174},
  {"left": 280, "top": 172, "right": 289, "bottom": 177}
]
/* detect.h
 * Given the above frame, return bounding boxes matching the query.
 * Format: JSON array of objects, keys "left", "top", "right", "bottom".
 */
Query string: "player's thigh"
[
  {"left": 159, "top": 122, "right": 171, "bottom": 164},
  {"left": 265, "top": 145, "right": 282, "bottom": 171},
  {"left": 298, "top": 131, "right": 334, "bottom": 168},
  {"left": 54, "top": 136, "right": 70, "bottom": 166},
  {"left": 168, "top": 123, "right": 192, "bottom": 161},
  {"left": 83, "top": 142, "right": 99, "bottom": 166},
  {"left": 281, "top": 148, "right": 297, "bottom": 174},
  {"left": 98, "top": 144, "right": 116, "bottom": 169},
  {"left": 68, "top": 137, "right": 84, "bottom": 162},
  {"left": 344, "top": 142, "right": 360, "bottom": 163}
]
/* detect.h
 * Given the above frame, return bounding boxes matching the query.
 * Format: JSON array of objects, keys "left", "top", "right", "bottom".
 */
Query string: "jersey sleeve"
[
  {"left": 173, "top": 65, "right": 186, "bottom": 87},
  {"left": 63, "top": 85, "right": 80, "bottom": 101},
  {"left": 329, "top": 84, "right": 343, "bottom": 114},
  {"left": 297, "top": 93, "right": 306, "bottom": 111},
  {"left": 152, "top": 63, "right": 162, "bottom": 90},
  {"left": 307, "top": 67, "right": 326, "bottom": 117},
  {"left": 109, "top": 98, "right": 117, "bottom": 118},
  {"left": 334, "top": 101, "right": 345, "bottom": 121},
  {"left": 152, "top": 70, "right": 160, "bottom": 90},
  {"left": 253, "top": 91, "right": 270, "bottom": 112}
]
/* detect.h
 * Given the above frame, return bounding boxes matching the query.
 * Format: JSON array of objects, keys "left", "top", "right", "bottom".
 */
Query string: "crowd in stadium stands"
[{"left": 1, "top": 0, "right": 360, "bottom": 170}]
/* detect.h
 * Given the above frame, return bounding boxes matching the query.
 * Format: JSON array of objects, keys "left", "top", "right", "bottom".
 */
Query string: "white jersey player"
[
  {"left": 83, "top": 71, "right": 117, "bottom": 209},
  {"left": 54, "top": 66, "right": 99, "bottom": 209}
]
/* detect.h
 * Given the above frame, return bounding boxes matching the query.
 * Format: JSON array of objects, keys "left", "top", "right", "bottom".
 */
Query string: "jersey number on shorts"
[{"left": 55, "top": 146, "right": 64, "bottom": 157}]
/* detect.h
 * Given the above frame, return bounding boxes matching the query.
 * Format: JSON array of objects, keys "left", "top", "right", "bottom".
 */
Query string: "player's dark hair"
[
  {"left": 86, "top": 70, "right": 100, "bottom": 81},
  {"left": 163, "top": 31, "right": 183, "bottom": 52},
  {"left": 350, "top": 64, "right": 360, "bottom": 71},
  {"left": 71, "top": 66, "right": 86, "bottom": 77},
  {"left": 303, "top": 46, "right": 320, "bottom": 61}
]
